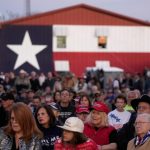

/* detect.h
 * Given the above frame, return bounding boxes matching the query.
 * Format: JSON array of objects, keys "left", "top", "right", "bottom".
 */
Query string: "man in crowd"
[
  {"left": 117, "top": 94, "right": 150, "bottom": 150},
  {"left": 0, "top": 92, "right": 15, "bottom": 127},
  {"left": 108, "top": 94, "right": 131, "bottom": 130},
  {"left": 58, "top": 89, "right": 75, "bottom": 123},
  {"left": 127, "top": 113, "right": 150, "bottom": 150}
]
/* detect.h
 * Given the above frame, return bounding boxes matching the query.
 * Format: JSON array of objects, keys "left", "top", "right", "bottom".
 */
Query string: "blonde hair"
[
  {"left": 86, "top": 110, "right": 109, "bottom": 127},
  {"left": 97, "top": 111, "right": 109, "bottom": 127}
]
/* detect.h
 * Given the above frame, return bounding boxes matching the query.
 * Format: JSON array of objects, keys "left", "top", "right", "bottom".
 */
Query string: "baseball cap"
[
  {"left": 91, "top": 101, "right": 109, "bottom": 114},
  {"left": 57, "top": 117, "right": 84, "bottom": 133},
  {"left": 76, "top": 105, "right": 90, "bottom": 114},
  {"left": 50, "top": 102, "right": 60, "bottom": 111}
]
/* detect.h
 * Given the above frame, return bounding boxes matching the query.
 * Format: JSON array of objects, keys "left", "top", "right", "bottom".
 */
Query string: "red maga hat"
[
  {"left": 76, "top": 105, "right": 90, "bottom": 114},
  {"left": 91, "top": 101, "right": 109, "bottom": 114}
]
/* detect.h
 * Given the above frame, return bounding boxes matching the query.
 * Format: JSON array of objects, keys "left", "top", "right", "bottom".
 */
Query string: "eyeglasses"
[
  {"left": 137, "top": 106, "right": 150, "bottom": 110},
  {"left": 134, "top": 122, "right": 150, "bottom": 126}
]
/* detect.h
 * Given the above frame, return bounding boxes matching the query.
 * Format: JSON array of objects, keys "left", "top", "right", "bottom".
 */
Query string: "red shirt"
[
  {"left": 54, "top": 138, "right": 98, "bottom": 150},
  {"left": 84, "top": 123, "right": 115, "bottom": 145}
]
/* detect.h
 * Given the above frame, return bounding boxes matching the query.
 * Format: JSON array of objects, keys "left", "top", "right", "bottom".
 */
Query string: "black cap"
[
  {"left": 1, "top": 92, "right": 15, "bottom": 101},
  {"left": 131, "top": 94, "right": 150, "bottom": 111}
]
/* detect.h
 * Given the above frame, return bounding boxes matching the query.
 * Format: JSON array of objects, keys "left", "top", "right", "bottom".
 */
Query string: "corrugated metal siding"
[
  {"left": 53, "top": 25, "right": 150, "bottom": 52},
  {"left": 54, "top": 52, "right": 150, "bottom": 76},
  {"left": 8, "top": 6, "right": 149, "bottom": 26},
  {"left": 0, "top": 4, "right": 150, "bottom": 75}
]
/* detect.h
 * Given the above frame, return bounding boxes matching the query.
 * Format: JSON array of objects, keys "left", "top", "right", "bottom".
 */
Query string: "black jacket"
[
  {"left": 117, "top": 112, "right": 136, "bottom": 150},
  {"left": 0, "top": 106, "right": 9, "bottom": 127}
]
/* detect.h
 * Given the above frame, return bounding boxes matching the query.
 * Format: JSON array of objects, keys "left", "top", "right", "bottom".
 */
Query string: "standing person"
[
  {"left": 117, "top": 94, "right": 150, "bottom": 150},
  {"left": 58, "top": 89, "right": 75, "bottom": 124},
  {"left": 0, "top": 92, "right": 15, "bottom": 127},
  {"left": 54, "top": 117, "right": 98, "bottom": 150},
  {"left": 14, "top": 69, "right": 31, "bottom": 93},
  {"left": 74, "top": 77, "right": 88, "bottom": 93},
  {"left": 0, "top": 102, "right": 42, "bottom": 150},
  {"left": 132, "top": 73, "right": 143, "bottom": 93},
  {"left": 42, "top": 71, "right": 55, "bottom": 91},
  {"left": 35, "top": 105, "right": 62, "bottom": 150},
  {"left": 30, "top": 95, "right": 42, "bottom": 115},
  {"left": 84, "top": 101, "right": 117, "bottom": 150},
  {"left": 108, "top": 94, "right": 131, "bottom": 130},
  {"left": 127, "top": 113, "right": 150, "bottom": 150},
  {"left": 30, "top": 71, "right": 40, "bottom": 92}
]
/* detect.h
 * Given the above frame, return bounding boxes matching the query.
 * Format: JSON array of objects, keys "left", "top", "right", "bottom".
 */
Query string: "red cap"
[
  {"left": 76, "top": 105, "right": 90, "bottom": 114},
  {"left": 92, "top": 102, "right": 109, "bottom": 114}
]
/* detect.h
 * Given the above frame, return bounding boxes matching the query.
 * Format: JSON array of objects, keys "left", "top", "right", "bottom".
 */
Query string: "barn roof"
[{"left": 1, "top": 3, "right": 150, "bottom": 27}]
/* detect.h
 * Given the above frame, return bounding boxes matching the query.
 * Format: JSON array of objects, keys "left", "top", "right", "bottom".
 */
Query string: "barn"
[{"left": 0, "top": 4, "right": 150, "bottom": 76}]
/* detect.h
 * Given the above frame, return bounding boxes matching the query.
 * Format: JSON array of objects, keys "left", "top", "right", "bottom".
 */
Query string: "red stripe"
[{"left": 53, "top": 52, "right": 150, "bottom": 76}]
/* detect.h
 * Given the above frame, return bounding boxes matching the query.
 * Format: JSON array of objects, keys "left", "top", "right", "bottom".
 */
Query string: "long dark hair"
[
  {"left": 79, "top": 94, "right": 92, "bottom": 108},
  {"left": 34, "top": 104, "right": 56, "bottom": 129},
  {"left": 62, "top": 131, "right": 88, "bottom": 147}
]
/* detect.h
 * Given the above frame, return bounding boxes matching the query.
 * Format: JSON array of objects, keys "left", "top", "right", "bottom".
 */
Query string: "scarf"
[{"left": 134, "top": 131, "right": 150, "bottom": 146}]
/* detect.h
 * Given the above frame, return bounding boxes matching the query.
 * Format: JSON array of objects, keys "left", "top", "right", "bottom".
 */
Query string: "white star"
[{"left": 7, "top": 31, "right": 47, "bottom": 70}]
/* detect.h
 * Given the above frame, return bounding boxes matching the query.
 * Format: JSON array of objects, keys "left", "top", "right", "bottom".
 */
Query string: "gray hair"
[{"left": 136, "top": 113, "right": 150, "bottom": 122}]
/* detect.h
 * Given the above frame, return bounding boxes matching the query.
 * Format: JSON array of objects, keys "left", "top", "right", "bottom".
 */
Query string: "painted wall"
[
  {"left": 53, "top": 25, "right": 150, "bottom": 75},
  {"left": 53, "top": 25, "right": 150, "bottom": 52}
]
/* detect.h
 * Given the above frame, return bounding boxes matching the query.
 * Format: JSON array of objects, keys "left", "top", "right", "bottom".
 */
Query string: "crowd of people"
[{"left": 0, "top": 68, "right": 150, "bottom": 150}]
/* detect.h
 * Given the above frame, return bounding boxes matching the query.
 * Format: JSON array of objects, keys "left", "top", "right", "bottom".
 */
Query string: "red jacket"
[
  {"left": 54, "top": 138, "right": 98, "bottom": 150},
  {"left": 84, "top": 123, "right": 115, "bottom": 145}
]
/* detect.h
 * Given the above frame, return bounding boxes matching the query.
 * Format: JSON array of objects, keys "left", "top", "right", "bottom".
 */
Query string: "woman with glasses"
[{"left": 0, "top": 102, "right": 42, "bottom": 150}]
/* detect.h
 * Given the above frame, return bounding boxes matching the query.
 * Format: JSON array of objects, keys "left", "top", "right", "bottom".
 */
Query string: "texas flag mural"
[{"left": 0, "top": 25, "right": 54, "bottom": 73}]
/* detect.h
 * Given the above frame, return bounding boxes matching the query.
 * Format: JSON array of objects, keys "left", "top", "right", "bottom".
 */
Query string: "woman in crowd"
[
  {"left": 53, "top": 90, "right": 61, "bottom": 103},
  {"left": 54, "top": 117, "right": 98, "bottom": 149},
  {"left": 79, "top": 94, "right": 92, "bottom": 108},
  {"left": 84, "top": 101, "right": 117, "bottom": 150},
  {"left": 0, "top": 102, "right": 42, "bottom": 150},
  {"left": 35, "top": 104, "right": 62, "bottom": 150}
]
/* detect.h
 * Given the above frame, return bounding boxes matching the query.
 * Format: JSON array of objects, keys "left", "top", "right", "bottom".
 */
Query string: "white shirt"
[{"left": 108, "top": 109, "right": 131, "bottom": 130}]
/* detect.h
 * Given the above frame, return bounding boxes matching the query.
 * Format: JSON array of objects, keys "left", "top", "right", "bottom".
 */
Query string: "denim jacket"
[{"left": 0, "top": 129, "right": 42, "bottom": 150}]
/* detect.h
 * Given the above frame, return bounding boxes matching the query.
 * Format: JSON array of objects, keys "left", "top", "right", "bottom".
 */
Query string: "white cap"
[
  {"left": 19, "top": 69, "right": 26, "bottom": 74},
  {"left": 57, "top": 117, "right": 84, "bottom": 133}
]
